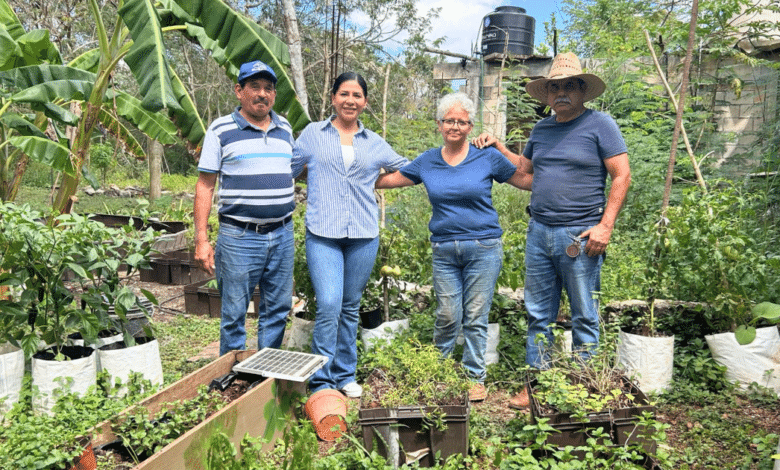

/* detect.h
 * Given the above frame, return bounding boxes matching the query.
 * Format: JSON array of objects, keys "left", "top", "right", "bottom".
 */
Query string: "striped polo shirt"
[{"left": 198, "top": 108, "right": 299, "bottom": 224}]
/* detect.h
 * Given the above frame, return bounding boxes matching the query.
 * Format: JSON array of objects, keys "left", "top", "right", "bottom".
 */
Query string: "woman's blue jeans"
[
  {"left": 524, "top": 218, "right": 604, "bottom": 368},
  {"left": 306, "top": 231, "right": 379, "bottom": 392},
  {"left": 431, "top": 238, "right": 503, "bottom": 383},
  {"left": 215, "top": 221, "right": 294, "bottom": 356}
]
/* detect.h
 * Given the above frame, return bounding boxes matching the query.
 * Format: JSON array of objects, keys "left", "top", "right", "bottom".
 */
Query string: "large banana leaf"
[
  {"left": 105, "top": 90, "right": 178, "bottom": 144},
  {"left": 16, "top": 29, "right": 62, "bottom": 66},
  {"left": 172, "top": 0, "right": 310, "bottom": 131},
  {"left": 0, "top": 64, "right": 95, "bottom": 91},
  {"left": 68, "top": 49, "right": 101, "bottom": 73},
  {"left": 167, "top": 66, "right": 205, "bottom": 146},
  {"left": 0, "top": 27, "right": 22, "bottom": 71},
  {"left": 9, "top": 135, "right": 74, "bottom": 175},
  {"left": 11, "top": 80, "right": 95, "bottom": 105},
  {"left": 97, "top": 109, "right": 145, "bottom": 159},
  {"left": 1, "top": 114, "right": 47, "bottom": 138},
  {"left": 119, "top": 0, "right": 182, "bottom": 113},
  {"left": 30, "top": 102, "right": 79, "bottom": 126},
  {"left": 0, "top": 0, "right": 25, "bottom": 40}
]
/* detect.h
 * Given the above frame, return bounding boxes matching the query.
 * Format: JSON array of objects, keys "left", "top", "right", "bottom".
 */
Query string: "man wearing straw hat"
[{"left": 474, "top": 52, "right": 631, "bottom": 409}]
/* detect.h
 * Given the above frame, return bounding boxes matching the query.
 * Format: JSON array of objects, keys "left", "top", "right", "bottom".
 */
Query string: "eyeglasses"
[
  {"left": 547, "top": 80, "right": 581, "bottom": 94},
  {"left": 440, "top": 119, "right": 472, "bottom": 128}
]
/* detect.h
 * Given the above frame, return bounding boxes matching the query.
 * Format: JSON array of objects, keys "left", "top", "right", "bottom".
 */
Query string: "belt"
[{"left": 219, "top": 215, "right": 291, "bottom": 234}]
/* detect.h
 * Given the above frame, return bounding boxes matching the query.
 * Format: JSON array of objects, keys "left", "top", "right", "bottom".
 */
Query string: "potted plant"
[
  {"left": 705, "top": 301, "right": 780, "bottom": 393},
  {"left": 358, "top": 339, "right": 471, "bottom": 467},
  {"left": 525, "top": 346, "right": 658, "bottom": 455},
  {"left": 645, "top": 189, "right": 776, "bottom": 391},
  {"left": 0, "top": 203, "right": 157, "bottom": 412}
]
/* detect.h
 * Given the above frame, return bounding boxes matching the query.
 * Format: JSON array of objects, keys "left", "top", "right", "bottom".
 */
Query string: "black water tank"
[{"left": 481, "top": 6, "right": 535, "bottom": 56}]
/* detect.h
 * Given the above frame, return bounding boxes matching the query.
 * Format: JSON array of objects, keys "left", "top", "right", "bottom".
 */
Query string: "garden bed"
[{"left": 87, "top": 350, "right": 305, "bottom": 469}]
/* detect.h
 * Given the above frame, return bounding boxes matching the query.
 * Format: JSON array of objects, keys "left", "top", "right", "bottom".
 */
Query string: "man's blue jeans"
[
  {"left": 524, "top": 218, "right": 604, "bottom": 368},
  {"left": 306, "top": 231, "right": 379, "bottom": 392},
  {"left": 431, "top": 238, "right": 503, "bottom": 383},
  {"left": 215, "top": 221, "right": 294, "bottom": 356}
]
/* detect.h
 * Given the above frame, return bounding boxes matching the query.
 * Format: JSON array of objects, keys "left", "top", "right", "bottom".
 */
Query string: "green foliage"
[
  {"left": 644, "top": 184, "right": 772, "bottom": 332},
  {"left": 291, "top": 206, "right": 316, "bottom": 319},
  {"left": 153, "top": 314, "right": 220, "bottom": 383},
  {"left": 656, "top": 385, "right": 779, "bottom": 469},
  {"left": 501, "top": 76, "right": 539, "bottom": 149},
  {"left": 160, "top": 173, "right": 197, "bottom": 194},
  {"left": 382, "top": 114, "right": 442, "bottom": 159},
  {"left": 0, "top": 372, "right": 156, "bottom": 470},
  {"left": 113, "top": 384, "right": 225, "bottom": 463},
  {"left": 361, "top": 339, "right": 471, "bottom": 410},
  {"left": 0, "top": 202, "right": 157, "bottom": 357},
  {"left": 89, "top": 142, "right": 116, "bottom": 185},
  {"left": 735, "top": 301, "right": 780, "bottom": 345}
]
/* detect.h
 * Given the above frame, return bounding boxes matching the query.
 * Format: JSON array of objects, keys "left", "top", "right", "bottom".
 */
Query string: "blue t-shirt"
[
  {"left": 522, "top": 109, "right": 627, "bottom": 226},
  {"left": 400, "top": 145, "right": 517, "bottom": 242}
]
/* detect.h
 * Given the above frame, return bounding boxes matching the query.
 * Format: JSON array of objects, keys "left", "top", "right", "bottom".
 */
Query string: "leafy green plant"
[
  {"left": 112, "top": 384, "right": 225, "bottom": 463},
  {"left": 0, "top": 202, "right": 157, "bottom": 357},
  {"left": 645, "top": 185, "right": 771, "bottom": 334},
  {"left": 734, "top": 301, "right": 780, "bottom": 345},
  {"left": 361, "top": 339, "right": 471, "bottom": 431},
  {"left": 0, "top": 372, "right": 156, "bottom": 470}
]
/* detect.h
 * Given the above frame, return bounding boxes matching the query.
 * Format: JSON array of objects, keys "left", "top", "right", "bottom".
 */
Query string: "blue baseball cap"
[{"left": 237, "top": 60, "right": 277, "bottom": 85}]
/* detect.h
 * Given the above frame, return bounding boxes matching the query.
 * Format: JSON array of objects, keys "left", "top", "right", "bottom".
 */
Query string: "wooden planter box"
[
  {"left": 358, "top": 401, "right": 469, "bottom": 468},
  {"left": 183, "top": 279, "right": 259, "bottom": 318},
  {"left": 527, "top": 374, "right": 657, "bottom": 454},
  {"left": 88, "top": 350, "right": 304, "bottom": 470}
]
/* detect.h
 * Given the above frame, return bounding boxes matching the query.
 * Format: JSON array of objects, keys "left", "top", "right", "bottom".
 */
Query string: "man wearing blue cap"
[{"left": 194, "top": 60, "right": 303, "bottom": 355}]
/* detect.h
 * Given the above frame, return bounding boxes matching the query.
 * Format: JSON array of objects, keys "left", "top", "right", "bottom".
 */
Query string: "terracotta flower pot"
[{"left": 305, "top": 389, "right": 347, "bottom": 441}]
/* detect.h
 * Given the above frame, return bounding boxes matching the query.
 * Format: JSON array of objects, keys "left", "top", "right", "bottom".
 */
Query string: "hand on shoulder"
[{"left": 471, "top": 133, "right": 498, "bottom": 149}]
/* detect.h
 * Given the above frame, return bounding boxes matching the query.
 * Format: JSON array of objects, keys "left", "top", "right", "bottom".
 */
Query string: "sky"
[{"left": 419, "top": 0, "right": 568, "bottom": 58}]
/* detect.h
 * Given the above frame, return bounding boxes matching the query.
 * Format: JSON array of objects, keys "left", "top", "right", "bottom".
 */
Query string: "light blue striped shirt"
[
  {"left": 198, "top": 108, "right": 300, "bottom": 224},
  {"left": 294, "top": 117, "right": 409, "bottom": 239}
]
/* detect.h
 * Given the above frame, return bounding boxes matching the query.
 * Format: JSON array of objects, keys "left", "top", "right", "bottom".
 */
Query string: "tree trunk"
[
  {"left": 280, "top": 0, "right": 309, "bottom": 115},
  {"left": 148, "top": 137, "right": 163, "bottom": 201}
]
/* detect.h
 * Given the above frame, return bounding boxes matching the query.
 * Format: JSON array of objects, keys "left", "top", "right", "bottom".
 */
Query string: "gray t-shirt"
[{"left": 522, "top": 109, "right": 627, "bottom": 226}]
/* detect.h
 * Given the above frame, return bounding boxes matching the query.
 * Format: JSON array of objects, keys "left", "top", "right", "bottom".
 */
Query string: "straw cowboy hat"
[{"left": 525, "top": 52, "right": 606, "bottom": 103}]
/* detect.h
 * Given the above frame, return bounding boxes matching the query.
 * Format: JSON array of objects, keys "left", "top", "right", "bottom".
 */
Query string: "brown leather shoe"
[
  {"left": 468, "top": 383, "right": 487, "bottom": 402},
  {"left": 508, "top": 387, "right": 530, "bottom": 410}
]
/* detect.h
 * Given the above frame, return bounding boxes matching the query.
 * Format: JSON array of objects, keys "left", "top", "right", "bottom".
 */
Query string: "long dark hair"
[{"left": 331, "top": 72, "right": 368, "bottom": 97}]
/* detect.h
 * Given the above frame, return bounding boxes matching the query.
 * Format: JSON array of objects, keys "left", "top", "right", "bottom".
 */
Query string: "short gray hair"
[{"left": 436, "top": 92, "right": 476, "bottom": 121}]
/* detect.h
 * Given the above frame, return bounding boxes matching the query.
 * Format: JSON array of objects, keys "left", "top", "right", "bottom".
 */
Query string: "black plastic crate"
[{"left": 358, "top": 402, "right": 469, "bottom": 468}]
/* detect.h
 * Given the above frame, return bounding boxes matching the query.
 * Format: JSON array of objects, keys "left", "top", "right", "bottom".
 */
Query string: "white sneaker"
[{"left": 340, "top": 382, "right": 363, "bottom": 398}]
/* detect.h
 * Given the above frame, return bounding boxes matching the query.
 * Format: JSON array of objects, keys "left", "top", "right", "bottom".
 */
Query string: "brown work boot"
[
  {"left": 508, "top": 387, "right": 530, "bottom": 410},
  {"left": 468, "top": 383, "right": 487, "bottom": 402}
]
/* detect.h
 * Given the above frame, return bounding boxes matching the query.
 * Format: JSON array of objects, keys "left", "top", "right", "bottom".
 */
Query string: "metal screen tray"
[{"left": 232, "top": 348, "right": 328, "bottom": 382}]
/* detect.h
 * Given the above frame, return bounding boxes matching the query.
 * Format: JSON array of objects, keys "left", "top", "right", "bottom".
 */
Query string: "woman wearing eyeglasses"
[{"left": 376, "top": 92, "right": 528, "bottom": 402}]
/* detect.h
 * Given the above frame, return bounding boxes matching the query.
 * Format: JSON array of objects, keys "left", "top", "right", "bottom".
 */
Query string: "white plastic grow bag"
[
  {"left": 617, "top": 330, "right": 675, "bottom": 394},
  {"left": 705, "top": 326, "right": 780, "bottom": 394},
  {"left": 0, "top": 343, "right": 24, "bottom": 412},
  {"left": 98, "top": 338, "right": 164, "bottom": 396},
  {"left": 361, "top": 319, "right": 410, "bottom": 351},
  {"left": 32, "top": 350, "right": 97, "bottom": 414}
]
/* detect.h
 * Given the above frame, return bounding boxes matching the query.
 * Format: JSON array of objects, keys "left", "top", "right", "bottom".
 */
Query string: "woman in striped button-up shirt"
[{"left": 294, "top": 72, "right": 408, "bottom": 398}]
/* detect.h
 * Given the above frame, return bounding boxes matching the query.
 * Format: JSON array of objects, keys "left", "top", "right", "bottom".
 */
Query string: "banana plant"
[{"left": 0, "top": 0, "right": 309, "bottom": 213}]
